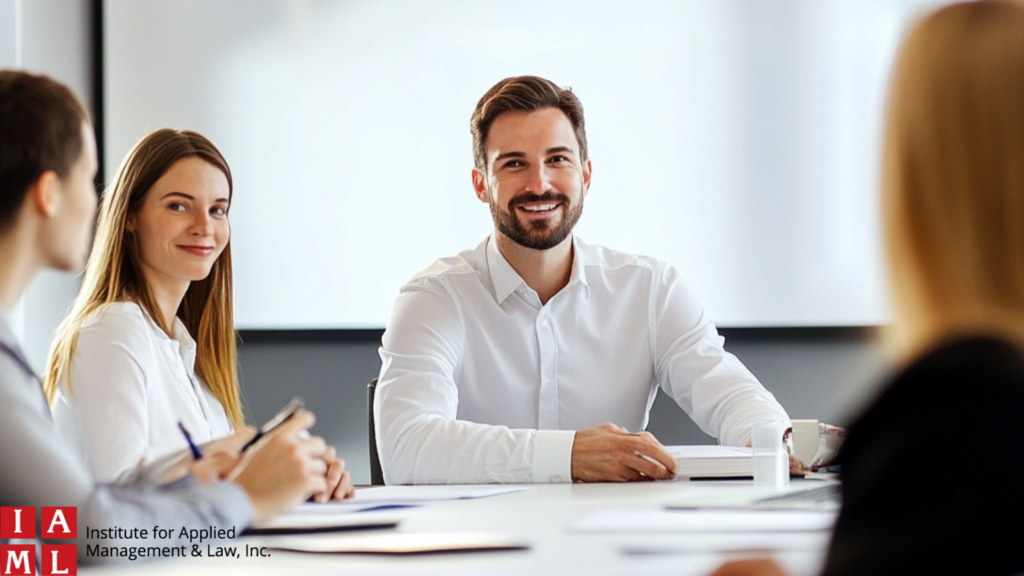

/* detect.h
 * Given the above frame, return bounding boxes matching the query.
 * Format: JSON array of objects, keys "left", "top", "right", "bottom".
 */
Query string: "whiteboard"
[{"left": 105, "top": 0, "right": 943, "bottom": 329}]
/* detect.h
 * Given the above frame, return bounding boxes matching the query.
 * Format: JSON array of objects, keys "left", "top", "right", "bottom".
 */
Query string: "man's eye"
[
  {"left": 504, "top": 160, "right": 524, "bottom": 168},
  {"left": 549, "top": 155, "right": 567, "bottom": 163}
]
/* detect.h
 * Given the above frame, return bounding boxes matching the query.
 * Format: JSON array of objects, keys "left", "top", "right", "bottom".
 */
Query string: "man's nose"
[{"left": 525, "top": 163, "right": 552, "bottom": 193}]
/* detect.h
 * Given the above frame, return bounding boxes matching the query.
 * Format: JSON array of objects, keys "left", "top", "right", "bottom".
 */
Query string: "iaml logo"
[{"left": 1, "top": 507, "right": 77, "bottom": 576}]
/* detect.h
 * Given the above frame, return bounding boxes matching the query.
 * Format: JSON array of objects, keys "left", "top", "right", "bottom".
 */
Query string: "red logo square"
[
  {"left": 40, "top": 545, "right": 75, "bottom": 576},
  {"left": 0, "top": 544, "right": 36, "bottom": 575},
  {"left": 0, "top": 508, "right": 34, "bottom": 540},
  {"left": 40, "top": 509, "right": 75, "bottom": 540}
]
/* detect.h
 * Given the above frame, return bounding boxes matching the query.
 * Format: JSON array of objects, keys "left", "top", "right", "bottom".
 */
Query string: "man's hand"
[
  {"left": 571, "top": 423, "right": 677, "bottom": 482},
  {"left": 745, "top": 433, "right": 806, "bottom": 475}
]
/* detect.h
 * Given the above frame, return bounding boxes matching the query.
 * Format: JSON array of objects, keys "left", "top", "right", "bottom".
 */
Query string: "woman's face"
[{"left": 128, "top": 157, "right": 230, "bottom": 293}]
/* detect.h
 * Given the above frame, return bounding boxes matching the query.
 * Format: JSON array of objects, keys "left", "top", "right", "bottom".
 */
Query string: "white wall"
[
  {"left": 0, "top": 1, "right": 17, "bottom": 68},
  {"left": 104, "top": 0, "right": 945, "bottom": 330},
  {"left": 8, "top": 0, "right": 93, "bottom": 369}
]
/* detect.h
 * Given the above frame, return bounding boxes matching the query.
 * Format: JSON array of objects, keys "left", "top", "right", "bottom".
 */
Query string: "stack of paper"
[
  {"left": 666, "top": 445, "right": 753, "bottom": 479},
  {"left": 266, "top": 532, "right": 529, "bottom": 555}
]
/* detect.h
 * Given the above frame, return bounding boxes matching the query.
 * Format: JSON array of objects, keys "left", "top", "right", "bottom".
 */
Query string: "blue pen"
[{"left": 178, "top": 422, "right": 203, "bottom": 460}]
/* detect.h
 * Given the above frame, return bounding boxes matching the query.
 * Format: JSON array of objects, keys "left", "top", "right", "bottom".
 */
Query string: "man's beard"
[{"left": 489, "top": 190, "right": 583, "bottom": 251}]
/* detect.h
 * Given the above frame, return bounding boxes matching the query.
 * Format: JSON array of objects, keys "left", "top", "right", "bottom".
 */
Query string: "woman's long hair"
[
  {"left": 44, "top": 128, "right": 244, "bottom": 429},
  {"left": 883, "top": 1, "right": 1024, "bottom": 359}
]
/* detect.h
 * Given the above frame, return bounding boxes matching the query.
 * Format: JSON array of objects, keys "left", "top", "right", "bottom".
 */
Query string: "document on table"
[
  {"left": 293, "top": 485, "right": 535, "bottom": 514},
  {"left": 569, "top": 508, "right": 838, "bottom": 534},
  {"left": 243, "top": 512, "right": 400, "bottom": 535},
  {"left": 264, "top": 532, "right": 529, "bottom": 555}
]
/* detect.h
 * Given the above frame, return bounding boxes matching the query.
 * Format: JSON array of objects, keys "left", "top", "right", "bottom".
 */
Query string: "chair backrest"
[{"left": 367, "top": 378, "right": 385, "bottom": 485}]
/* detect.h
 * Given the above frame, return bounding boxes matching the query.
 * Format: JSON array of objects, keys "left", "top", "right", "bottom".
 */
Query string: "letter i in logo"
[{"left": 1, "top": 507, "right": 35, "bottom": 540}]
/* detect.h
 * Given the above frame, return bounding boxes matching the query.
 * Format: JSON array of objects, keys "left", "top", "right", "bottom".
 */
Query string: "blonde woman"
[
  {"left": 46, "top": 128, "right": 353, "bottom": 501},
  {"left": 711, "top": 2, "right": 1024, "bottom": 576}
]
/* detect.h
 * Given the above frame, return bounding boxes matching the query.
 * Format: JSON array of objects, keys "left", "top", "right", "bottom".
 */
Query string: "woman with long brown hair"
[
  {"left": 712, "top": 2, "right": 1024, "bottom": 575},
  {"left": 45, "top": 128, "right": 352, "bottom": 501}
]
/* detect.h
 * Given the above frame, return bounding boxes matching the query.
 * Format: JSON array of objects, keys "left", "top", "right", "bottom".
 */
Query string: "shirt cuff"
[{"left": 531, "top": 429, "right": 575, "bottom": 483}]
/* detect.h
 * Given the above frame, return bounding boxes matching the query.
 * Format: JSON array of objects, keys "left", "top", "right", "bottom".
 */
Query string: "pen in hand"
[{"left": 178, "top": 422, "right": 203, "bottom": 460}]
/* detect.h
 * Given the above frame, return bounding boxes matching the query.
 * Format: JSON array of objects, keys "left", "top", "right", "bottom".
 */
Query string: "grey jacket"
[{"left": 0, "top": 311, "right": 252, "bottom": 561}]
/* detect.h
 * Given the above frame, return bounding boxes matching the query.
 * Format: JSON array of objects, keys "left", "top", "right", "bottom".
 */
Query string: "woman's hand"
[
  {"left": 313, "top": 446, "right": 356, "bottom": 502},
  {"left": 188, "top": 427, "right": 257, "bottom": 485},
  {"left": 232, "top": 410, "right": 330, "bottom": 521}
]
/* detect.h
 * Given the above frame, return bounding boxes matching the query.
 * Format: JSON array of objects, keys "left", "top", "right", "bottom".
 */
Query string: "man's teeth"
[{"left": 521, "top": 204, "right": 557, "bottom": 212}]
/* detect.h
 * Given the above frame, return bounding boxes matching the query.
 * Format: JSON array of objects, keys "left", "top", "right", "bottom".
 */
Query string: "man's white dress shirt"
[
  {"left": 52, "top": 302, "right": 232, "bottom": 482},
  {"left": 376, "top": 235, "right": 790, "bottom": 485}
]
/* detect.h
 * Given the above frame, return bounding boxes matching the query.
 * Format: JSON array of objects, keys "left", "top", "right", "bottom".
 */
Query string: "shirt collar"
[
  {"left": 486, "top": 235, "right": 525, "bottom": 305},
  {"left": 486, "top": 234, "right": 590, "bottom": 305}
]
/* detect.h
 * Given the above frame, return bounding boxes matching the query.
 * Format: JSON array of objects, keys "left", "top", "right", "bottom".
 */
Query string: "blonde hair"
[
  {"left": 44, "top": 129, "right": 244, "bottom": 429},
  {"left": 883, "top": 1, "right": 1024, "bottom": 360}
]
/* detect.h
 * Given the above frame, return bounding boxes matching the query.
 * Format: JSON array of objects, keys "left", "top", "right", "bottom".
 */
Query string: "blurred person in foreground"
[
  {"left": 711, "top": 2, "right": 1024, "bottom": 575},
  {"left": 0, "top": 69, "right": 332, "bottom": 562}
]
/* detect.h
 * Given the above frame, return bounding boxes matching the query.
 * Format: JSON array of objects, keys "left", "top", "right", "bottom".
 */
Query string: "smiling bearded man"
[{"left": 374, "top": 75, "right": 792, "bottom": 485}]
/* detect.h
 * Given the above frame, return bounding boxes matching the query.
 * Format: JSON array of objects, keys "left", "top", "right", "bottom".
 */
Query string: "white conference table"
[{"left": 86, "top": 479, "right": 836, "bottom": 576}]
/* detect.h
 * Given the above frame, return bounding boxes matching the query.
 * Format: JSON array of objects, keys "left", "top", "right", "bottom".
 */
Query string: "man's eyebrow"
[
  {"left": 493, "top": 151, "right": 526, "bottom": 164},
  {"left": 546, "top": 146, "right": 574, "bottom": 156}
]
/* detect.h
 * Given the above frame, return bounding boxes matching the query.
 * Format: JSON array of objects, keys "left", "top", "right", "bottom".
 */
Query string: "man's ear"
[
  {"left": 30, "top": 171, "right": 60, "bottom": 218},
  {"left": 472, "top": 168, "right": 489, "bottom": 203},
  {"left": 581, "top": 158, "right": 593, "bottom": 198}
]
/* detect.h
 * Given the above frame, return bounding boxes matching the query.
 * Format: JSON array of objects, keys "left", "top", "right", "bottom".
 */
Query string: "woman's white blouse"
[{"left": 52, "top": 302, "right": 232, "bottom": 482}]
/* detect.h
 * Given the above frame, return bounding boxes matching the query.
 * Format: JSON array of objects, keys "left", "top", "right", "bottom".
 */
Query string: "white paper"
[
  {"left": 265, "top": 532, "right": 528, "bottom": 554},
  {"left": 292, "top": 485, "right": 535, "bottom": 514},
  {"left": 246, "top": 513, "right": 400, "bottom": 533},
  {"left": 569, "top": 508, "right": 837, "bottom": 534},
  {"left": 621, "top": 531, "right": 832, "bottom": 554}
]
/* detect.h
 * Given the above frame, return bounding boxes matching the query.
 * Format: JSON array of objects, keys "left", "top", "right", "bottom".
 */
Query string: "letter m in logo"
[{"left": 0, "top": 544, "right": 35, "bottom": 575}]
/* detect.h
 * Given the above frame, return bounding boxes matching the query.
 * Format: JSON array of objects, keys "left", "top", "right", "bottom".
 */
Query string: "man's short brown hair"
[
  {"left": 470, "top": 76, "right": 587, "bottom": 171},
  {"left": 0, "top": 70, "right": 90, "bottom": 232}
]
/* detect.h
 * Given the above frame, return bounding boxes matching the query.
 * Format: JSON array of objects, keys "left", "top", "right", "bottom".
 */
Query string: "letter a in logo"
[
  {"left": 0, "top": 508, "right": 35, "bottom": 539},
  {"left": 40, "top": 509, "right": 75, "bottom": 540},
  {"left": 41, "top": 545, "right": 75, "bottom": 576},
  {"left": 0, "top": 544, "right": 35, "bottom": 575}
]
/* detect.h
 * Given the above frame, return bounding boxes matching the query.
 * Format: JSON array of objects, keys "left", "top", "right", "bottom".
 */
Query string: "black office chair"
[{"left": 367, "top": 378, "right": 385, "bottom": 485}]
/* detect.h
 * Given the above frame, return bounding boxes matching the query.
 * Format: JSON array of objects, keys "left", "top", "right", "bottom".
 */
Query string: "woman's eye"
[
  {"left": 211, "top": 206, "right": 227, "bottom": 216},
  {"left": 169, "top": 203, "right": 186, "bottom": 212}
]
